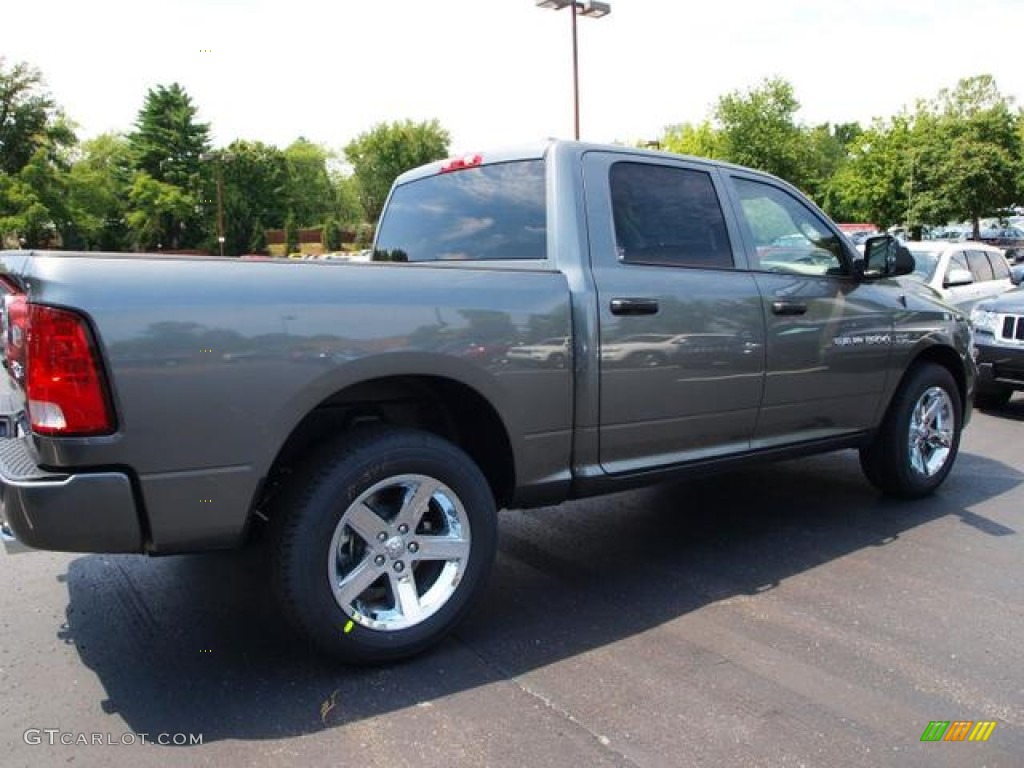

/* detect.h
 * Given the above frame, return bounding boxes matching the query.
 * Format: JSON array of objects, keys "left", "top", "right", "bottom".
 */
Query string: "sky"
[{"left": 6, "top": 0, "right": 1024, "bottom": 157}]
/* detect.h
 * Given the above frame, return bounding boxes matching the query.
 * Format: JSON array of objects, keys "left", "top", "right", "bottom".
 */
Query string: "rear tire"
[
  {"left": 859, "top": 363, "right": 962, "bottom": 499},
  {"left": 268, "top": 427, "right": 497, "bottom": 663}
]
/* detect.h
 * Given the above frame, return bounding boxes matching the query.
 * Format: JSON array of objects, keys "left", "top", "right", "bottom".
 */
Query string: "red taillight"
[
  {"left": 6, "top": 299, "right": 115, "bottom": 436},
  {"left": 440, "top": 153, "right": 483, "bottom": 173}
]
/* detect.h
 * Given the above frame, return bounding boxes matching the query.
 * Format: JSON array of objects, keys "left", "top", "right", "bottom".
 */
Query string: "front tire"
[
  {"left": 860, "top": 363, "right": 962, "bottom": 499},
  {"left": 269, "top": 427, "right": 497, "bottom": 663}
]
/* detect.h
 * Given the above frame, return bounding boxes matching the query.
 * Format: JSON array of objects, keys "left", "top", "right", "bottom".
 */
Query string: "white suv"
[{"left": 902, "top": 242, "right": 1013, "bottom": 309}]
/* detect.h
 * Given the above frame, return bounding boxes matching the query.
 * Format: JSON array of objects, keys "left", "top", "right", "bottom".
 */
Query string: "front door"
[{"left": 723, "top": 173, "right": 897, "bottom": 447}]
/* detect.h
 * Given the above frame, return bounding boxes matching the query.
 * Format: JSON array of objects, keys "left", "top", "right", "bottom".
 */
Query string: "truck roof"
[{"left": 394, "top": 139, "right": 788, "bottom": 188}]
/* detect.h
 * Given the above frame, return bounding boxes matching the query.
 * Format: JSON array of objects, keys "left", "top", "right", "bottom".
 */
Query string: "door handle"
[
  {"left": 610, "top": 298, "right": 659, "bottom": 316},
  {"left": 771, "top": 300, "right": 808, "bottom": 316}
]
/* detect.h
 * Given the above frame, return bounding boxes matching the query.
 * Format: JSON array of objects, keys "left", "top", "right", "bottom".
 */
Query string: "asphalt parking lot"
[{"left": 1, "top": 402, "right": 1022, "bottom": 768}]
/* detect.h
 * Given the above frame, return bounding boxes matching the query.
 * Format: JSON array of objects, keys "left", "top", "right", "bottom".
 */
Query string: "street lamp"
[{"left": 535, "top": 0, "right": 611, "bottom": 140}]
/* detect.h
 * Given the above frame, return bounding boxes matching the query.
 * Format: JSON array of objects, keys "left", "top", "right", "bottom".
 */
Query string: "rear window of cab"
[{"left": 373, "top": 160, "right": 546, "bottom": 262}]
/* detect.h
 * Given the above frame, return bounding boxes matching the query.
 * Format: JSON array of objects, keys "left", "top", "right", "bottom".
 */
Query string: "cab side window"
[
  {"left": 610, "top": 162, "right": 733, "bottom": 269},
  {"left": 732, "top": 178, "right": 845, "bottom": 276}
]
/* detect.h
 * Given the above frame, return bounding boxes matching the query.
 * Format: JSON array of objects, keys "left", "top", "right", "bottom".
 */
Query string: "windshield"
[{"left": 906, "top": 248, "right": 941, "bottom": 282}]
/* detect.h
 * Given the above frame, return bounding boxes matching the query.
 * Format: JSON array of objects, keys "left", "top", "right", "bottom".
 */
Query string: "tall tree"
[
  {"left": 283, "top": 138, "right": 334, "bottom": 228},
  {"left": 0, "top": 58, "right": 75, "bottom": 175},
  {"left": 65, "top": 133, "right": 133, "bottom": 250},
  {"left": 661, "top": 120, "right": 721, "bottom": 160},
  {"left": 805, "top": 122, "right": 863, "bottom": 219},
  {"left": 829, "top": 116, "right": 914, "bottom": 230},
  {"left": 125, "top": 171, "right": 193, "bottom": 250},
  {"left": 908, "top": 75, "right": 1021, "bottom": 237},
  {"left": 127, "top": 83, "right": 210, "bottom": 249},
  {"left": 216, "top": 140, "right": 289, "bottom": 255},
  {"left": 344, "top": 119, "right": 450, "bottom": 224},
  {"left": 0, "top": 59, "right": 75, "bottom": 247},
  {"left": 713, "top": 77, "right": 810, "bottom": 187},
  {"left": 331, "top": 172, "right": 365, "bottom": 229}
]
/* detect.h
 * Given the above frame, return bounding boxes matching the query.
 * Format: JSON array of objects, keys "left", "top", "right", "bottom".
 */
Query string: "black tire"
[
  {"left": 859, "top": 363, "right": 962, "bottom": 499},
  {"left": 268, "top": 426, "right": 497, "bottom": 663},
  {"left": 549, "top": 353, "right": 567, "bottom": 369},
  {"left": 974, "top": 384, "right": 1013, "bottom": 410}
]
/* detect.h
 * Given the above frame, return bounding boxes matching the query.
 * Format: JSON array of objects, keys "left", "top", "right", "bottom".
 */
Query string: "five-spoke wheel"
[
  {"left": 270, "top": 427, "right": 497, "bottom": 663},
  {"left": 860, "top": 363, "right": 962, "bottom": 499}
]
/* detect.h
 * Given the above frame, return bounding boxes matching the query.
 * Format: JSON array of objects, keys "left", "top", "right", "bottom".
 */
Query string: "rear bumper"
[{"left": 0, "top": 438, "right": 143, "bottom": 555}]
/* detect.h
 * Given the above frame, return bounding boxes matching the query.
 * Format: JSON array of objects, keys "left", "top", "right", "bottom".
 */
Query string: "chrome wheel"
[
  {"left": 907, "top": 386, "right": 954, "bottom": 477},
  {"left": 327, "top": 473, "right": 471, "bottom": 632}
]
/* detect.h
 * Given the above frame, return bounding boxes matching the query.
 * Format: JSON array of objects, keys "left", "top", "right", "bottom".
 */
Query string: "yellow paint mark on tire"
[{"left": 344, "top": 620, "right": 354, "bottom": 634}]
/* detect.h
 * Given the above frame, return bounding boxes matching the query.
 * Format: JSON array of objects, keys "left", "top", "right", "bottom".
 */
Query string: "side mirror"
[
  {"left": 861, "top": 235, "right": 915, "bottom": 278},
  {"left": 944, "top": 268, "right": 974, "bottom": 288}
]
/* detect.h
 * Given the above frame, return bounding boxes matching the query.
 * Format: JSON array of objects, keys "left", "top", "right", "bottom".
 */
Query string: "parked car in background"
[
  {"left": 929, "top": 225, "right": 971, "bottom": 242},
  {"left": 505, "top": 336, "right": 570, "bottom": 368},
  {"left": 600, "top": 333, "right": 682, "bottom": 367},
  {"left": 1011, "top": 263, "right": 1024, "bottom": 285},
  {"left": 901, "top": 241, "right": 1014, "bottom": 309},
  {"left": 970, "top": 287, "right": 1024, "bottom": 407},
  {"left": 975, "top": 227, "right": 1024, "bottom": 263}
]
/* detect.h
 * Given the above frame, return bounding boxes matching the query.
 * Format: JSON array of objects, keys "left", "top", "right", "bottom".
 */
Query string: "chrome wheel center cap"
[{"left": 384, "top": 536, "right": 405, "bottom": 559}]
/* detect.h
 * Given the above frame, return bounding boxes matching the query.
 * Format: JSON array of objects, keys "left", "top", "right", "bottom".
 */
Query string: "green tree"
[
  {"left": 331, "top": 172, "right": 365, "bottom": 230},
  {"left": 0, "top": 59, "right": 76, "bottom": 247},
  {"left": 344, "top": 119, "right": 450, "bottom": 224},
  {"left": 829, "top": 115, "right": 914, "bottom": 230},
  {"left": 283, "top": 138, "right": 335, "bottom": 227},
  {"left": 0, "top": 166, "right": 57, "bottom": 247},
  {"left": 215, "top": 140, "right": 289, "bottom": 255},
  {"left": 661, "top": 120, "right": 722, "bottom": 159},
  {"left": 65, "top": 133, "right": 134, "bottom": 250},
  {"left": 0, "top": 58, "right": 75, "bottom": 175},
  {"left": 908, "top": 75, "right": 1021, "bottom": 237},
  {"left": 125, "top": 171, "right": 193, "bottom": 250},
  {"left": 322, "top": 218, "right": 342, "bottom": 251},
  {"left": 127, "top": 83, "right": 210, "bottom": 249},
  {"left": 806, "top": 122, "right": 863, "bottom": 220},
  {"left": 713, "top": 77, "right": 810, "bottom": 187},
  {"left": 284, "top": 214, "right": 299, "bottom": 255}
]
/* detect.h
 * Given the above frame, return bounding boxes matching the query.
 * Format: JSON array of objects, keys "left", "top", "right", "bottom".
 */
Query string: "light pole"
[
  {"left": 200, "top": 151, "right": 227, "bottom": 256},
  {"left": 215, "top": 160, "right": 226, "bottom": 257},
  {"left": 535, "top": 1, "right": 611, "bottom": 141}
]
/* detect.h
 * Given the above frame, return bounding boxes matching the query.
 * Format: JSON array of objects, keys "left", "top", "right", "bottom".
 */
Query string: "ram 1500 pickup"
[{"left": 0, "top": 141, "right": 975, "bottom": 662}]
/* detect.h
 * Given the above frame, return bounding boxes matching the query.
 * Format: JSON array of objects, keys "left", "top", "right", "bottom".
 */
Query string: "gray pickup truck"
[{"left": 0, "top": 141, "right": 975, "bottom": 662}]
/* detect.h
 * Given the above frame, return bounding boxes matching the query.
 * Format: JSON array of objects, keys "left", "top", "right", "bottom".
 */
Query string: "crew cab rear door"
[
  {"left": 721, "top": 171, "right": 896, "bottom": 447},
  {"left": 582, "top": 152, "right": 766, "bottom": 474}
]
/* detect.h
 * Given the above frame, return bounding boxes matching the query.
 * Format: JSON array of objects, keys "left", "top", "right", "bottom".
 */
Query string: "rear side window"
[
  {"left": 610, "top": 162, "right": 733, "bottom": 268},
  {"left": 988, "top": 251, "right": 1011, "bottom": 280},
  {"left": 373, "top": 160, "right": 546, "bottom": 262},
  {"left": 967, "top": 250, "right": 995, "bottom": 282}
]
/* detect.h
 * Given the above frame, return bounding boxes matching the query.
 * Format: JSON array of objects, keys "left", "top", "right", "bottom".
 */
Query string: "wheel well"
[
  {"left": 905, "top": 346, "right": 968, "bottom": 409},
  {"left": 261, "top": 376, "right": 516, "bottom": 516}
]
